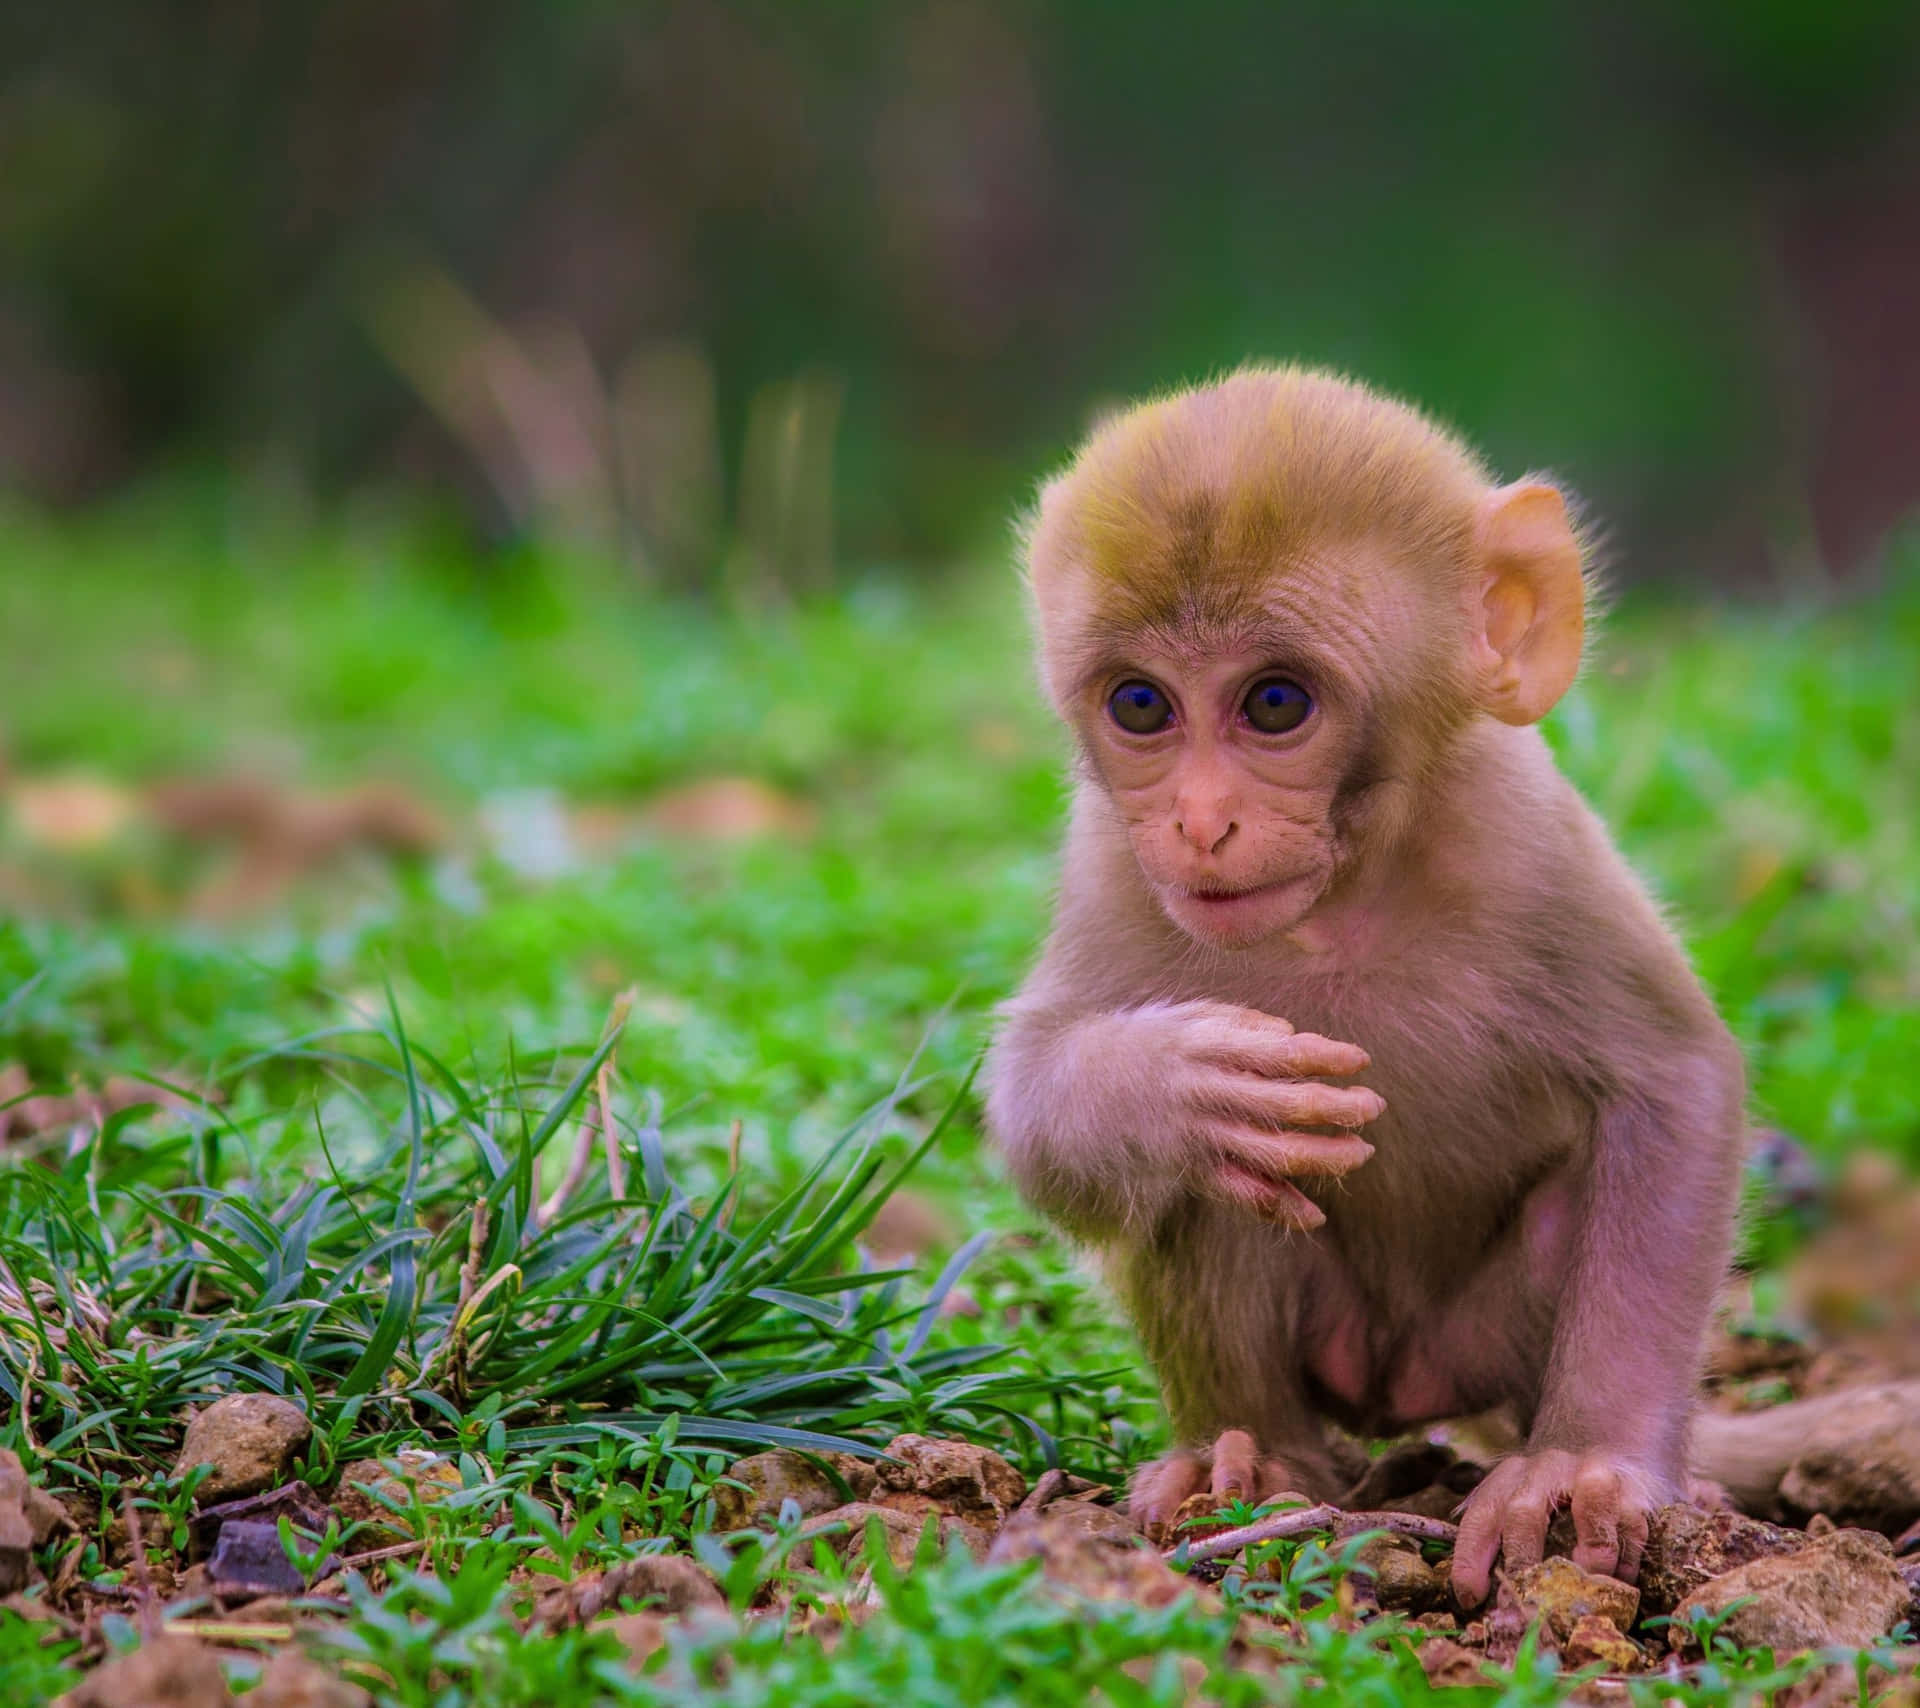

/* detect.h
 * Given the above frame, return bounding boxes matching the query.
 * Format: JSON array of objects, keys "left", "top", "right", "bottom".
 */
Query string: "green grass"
[{"left": 0, "top": 494, "right": 1916, "bottom": 1702}]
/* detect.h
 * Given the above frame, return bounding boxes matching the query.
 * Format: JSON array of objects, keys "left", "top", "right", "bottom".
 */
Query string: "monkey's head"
[{"left": 1025, "top": 366, "right": 1589, "bottom": 950}]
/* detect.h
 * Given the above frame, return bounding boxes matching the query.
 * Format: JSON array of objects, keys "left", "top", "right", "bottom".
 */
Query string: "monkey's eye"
[
  {"left": 1108, "top": 680, "right": 1174, "bottom": 734},
  {"left": 1242, "top": 676, "right": 1313, "bottom": 734}
]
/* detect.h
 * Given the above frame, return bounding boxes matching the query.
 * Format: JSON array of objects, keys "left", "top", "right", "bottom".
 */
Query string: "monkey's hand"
[
  {"left": 1450, "top": 1450, "right": 1654, "bottom": 1607},
  {"left": 1164, "top": 1002, "right": 1383, "bottom": 1228}
]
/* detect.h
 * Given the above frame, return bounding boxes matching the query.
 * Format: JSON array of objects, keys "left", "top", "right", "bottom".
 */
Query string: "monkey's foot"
[
  {"left": 1451, "top": 1450, "right": 1654, "bottom": 1607},
  {"left": 1130, "top": 1430, "right": 1310, "bottom": 1544}
]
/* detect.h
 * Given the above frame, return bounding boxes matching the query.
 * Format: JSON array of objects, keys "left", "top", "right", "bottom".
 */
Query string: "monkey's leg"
[{"left": 1451, "top": 1071, "right": 1743, "bottom": 1605}]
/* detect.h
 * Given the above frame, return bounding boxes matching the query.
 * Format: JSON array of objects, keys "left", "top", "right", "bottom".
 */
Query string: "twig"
[
  {"left": 162, "top": 1618, "right": 295, "bottom": 1643},
  {"left": 1017, "top": 1468, "right": 1068, "bottom": 1516},
  {"left": 328, "top": 1537, "right": 428, "bottom": 1575},
  {"left": 538, "top": 988, "right": 634, "bottom": 1226},
  {"left": 1167, "top": 1503, "right": 1459, "bottom": 1566},
  {"left": 598, "top": 1053, "right": 626, "bottom": 1200},
  {"left": 457, "top": 1199, "right": 490, "bottom": 1316},
  {"left": 122, "top": 1490, "right": 157, "bottom": 1640},
  {"left": 717, "top": 1118, "right": 744, "bottom": 1229}
]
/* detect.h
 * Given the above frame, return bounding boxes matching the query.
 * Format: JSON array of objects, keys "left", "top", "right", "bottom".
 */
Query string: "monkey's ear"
[{"left": 1470, "top": 482, "right": 1585, "bottom": 725}]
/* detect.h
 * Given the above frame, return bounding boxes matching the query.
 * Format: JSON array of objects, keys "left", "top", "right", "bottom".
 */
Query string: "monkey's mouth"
[{"left": 1163, "top": 873, "right": 1324, "bottom": 944}]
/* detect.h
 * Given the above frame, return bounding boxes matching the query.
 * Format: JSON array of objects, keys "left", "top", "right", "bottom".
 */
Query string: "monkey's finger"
[
  {"left": 1197, "top": 1031, "right": 1373, "bottom": 1082},
  {"left": 1203, "top": 1074, "right": 1386, "bottom": 1132},
  {"left": 1569, "top": 1465, "right": 1623, "bottom": 1579},
  {"left": 1618, "top": 1501, "right": 1650, "bottom": 1584},
  {"left": 1209, "top": 1430, "right": 1258, "bottom": 1501},
  {"left": 1498, "top": 1478, "right": 1555, "bottom": 1582},
  {"left": 1204, "top": 1123, "right": 1375, "bottom": 1182},
  {"left": 1450, "top": 1477, "right": 1510, "bottom": 1606},
  {"left": 1210, "top": 1159, "right": 1326, "bottom": 1228}
]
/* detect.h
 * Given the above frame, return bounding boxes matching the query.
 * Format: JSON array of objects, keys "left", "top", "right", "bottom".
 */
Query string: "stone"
[
  {"left": 1418, "top": 1637, "right": 1493, "bottom": 1688},
  {"left": 1638, "top": 1503, "right": 1809, "bottom": 1615},
  {"left": 53, "top": 1637, "right": 235, "bottom": 1708},
  {"left": 709, "top": 1449, "right": 875, "bottom": 1532},
  {"left": 207, "top": 1519, "right": 338, "bottom": 1596},
  {"left": 1496, "top": 1557, "right": 1639, "bottom": 1642},
  {"left": 248, "top": 1649, "right": 371, "bottom": 1708},
  {"left": 331, "top": 1451, "right": 461, "bottom": 1544},
  {"left": 1561, "top": 1613, "right": 1646, "bottom": 1672},
  {"left": 987, "top": 1514, "right": 1190, "bottom": 1608},
  {"left": 873, "top": 1434, "right": 1024, "bottom": 1523},
  {"left": 1777, "top": 1384, "right": 1920, "bottom": 1535},
  {"left": 798, "top": 1501, "right": 987, "bottom": 1570},
  {"left": 1344, "top": 1442, "right": 1459, "bottom": 1509},
  {"left": 532, "top": 1552, "right": 724, "bottom": 1629},
  {"left": 596, "top": 1611, "right": 671, "bottom": 1671},
  {"left": 1351, "top": 1534, "right": 1449, "bottom": 1614},
  {"left": 0, "top": 1451, "right": 38, "bottom": 1593},
  {"left": 1009, "top": 1498, "right": 1136, "bottom": 1546},
  {"left": 1672, "top": 1528, "right": 1909, "bottom": 1654},
  {"left": 175, "top": 1394, "right": 310, "bottom": 1502}
]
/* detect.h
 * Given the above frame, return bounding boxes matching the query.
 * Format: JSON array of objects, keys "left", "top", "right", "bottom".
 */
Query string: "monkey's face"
[{"left": 1073, "top": 636, "right": 1366, "bottom": 950}]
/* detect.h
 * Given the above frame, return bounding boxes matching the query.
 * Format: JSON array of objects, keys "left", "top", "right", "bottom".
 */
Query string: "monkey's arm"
[
  {"left": 1452, "top": 1038, "right": 1746, "bottom": 1603},
  {"left": 984, "top": 989, "right": 1382, "bottom": 1244}
]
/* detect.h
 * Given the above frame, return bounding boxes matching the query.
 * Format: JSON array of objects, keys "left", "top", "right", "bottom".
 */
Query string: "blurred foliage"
[{"left": 4, "top": 1, "right": 1920, "bottom": 578}]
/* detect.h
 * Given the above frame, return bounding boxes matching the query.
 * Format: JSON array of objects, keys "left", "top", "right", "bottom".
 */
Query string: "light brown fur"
[{"left": 985, "top": 365, "right": 1746, "bottom": 1605}]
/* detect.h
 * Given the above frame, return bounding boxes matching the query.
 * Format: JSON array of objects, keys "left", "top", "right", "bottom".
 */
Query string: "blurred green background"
[
  {"left": 0, "top": 3, "right": 1916, "bottom": 1175},
  {"left": 4, "top": 0, "right": 1920, "bottom": 582}
]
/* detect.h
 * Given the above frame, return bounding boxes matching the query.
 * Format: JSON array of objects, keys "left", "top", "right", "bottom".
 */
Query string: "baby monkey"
[{"left": 985, "top": 367, "right": 1745, "bottom": 1606}]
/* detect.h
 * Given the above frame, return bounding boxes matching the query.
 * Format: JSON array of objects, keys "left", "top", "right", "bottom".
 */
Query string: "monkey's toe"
[
  {"left": 1130, "top": 1451, "right": 1211, "bottom": 1543},
  {"left": 1132, "top": 1432, "right": 1313, "bottom": 1544}
]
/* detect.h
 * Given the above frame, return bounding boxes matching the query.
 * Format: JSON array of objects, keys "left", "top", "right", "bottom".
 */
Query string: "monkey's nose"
[{"left": 1176, "top": 814, "right": 1237, "bottom": 855}]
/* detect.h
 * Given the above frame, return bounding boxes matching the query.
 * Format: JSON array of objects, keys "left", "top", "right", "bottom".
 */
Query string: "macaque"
[{"left": 984, "top": 367, "right": 1747, "bottom": 1605}]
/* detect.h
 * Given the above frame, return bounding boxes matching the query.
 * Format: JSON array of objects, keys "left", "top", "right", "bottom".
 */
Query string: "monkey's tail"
[{"left": 1687, "top": 1380, "right": 1920, "bottom": 1512}]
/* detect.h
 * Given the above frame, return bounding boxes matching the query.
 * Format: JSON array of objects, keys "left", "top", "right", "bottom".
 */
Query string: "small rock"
[
  {"left": 191, "top": 1481, "right": 333, "bottom": 1556},
  {"left": 207, "top": 1519, "right": 338, "bottom": 1596},
  {"left": 332, "top": 1451, "right": 460, "bottom": 1544},
  {"left": 1561, "top": 1613, "right": 1646, "bottom": 1672},
  {"left": 1777, "top": 1384, "right": 1920, "bottom": 1535},
  {"left": 596, "top": 1611, "right": 671, "bottom": 1672},
  {"left": 1639, "top": 1504, "right": 1809, "bottom": 1616},
  {"left": 0, "top": 1454, "right": 37, "bottom": 1594},
  {"left": 874, "top": 1434, "right": 1024, "bottom": 1523},
  {"left": 1673, "top": 1528, "right": 1909, "bottom": 1654},
  {"left": 988, "top": 1517, "right": 1190, "bottom": 1608},
  {"left": 532, "top": 1553, "right": 724, "bottom": 1629},
  {"left": 249, "top": 1649, "right": 371, "bottom": 1708},
  {"left": 1496, "top": 1557, "right": 1639, "bottom": 1642},
  {"left": 1351, "top": 1534, "right": 1449, "bottom": 1614},
  {"left": 1344, "top": 1442, "right": 1459, "bottom": 1509},
  {"left": 710, "top": 1450, "right": 876, "bottom": 1532},
  {"left": 1011, "top": 1499, "right": 1137, "bottom": 1546},
  {"left": 1418, "top": 1637, "right": 1493, "bottom": 1688},
  {"left": 861, "top": 1190, "right": 953, "bottom": 1263},
  {"left": 176, "top": 1394, "right": 310, "bottom": 1502},
  {"left": 54, "top": 1636, "right": 235, "bottom": 1708},
  {"left": 800, "top": 1502, "right": 986, "bottom": 1571}
]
